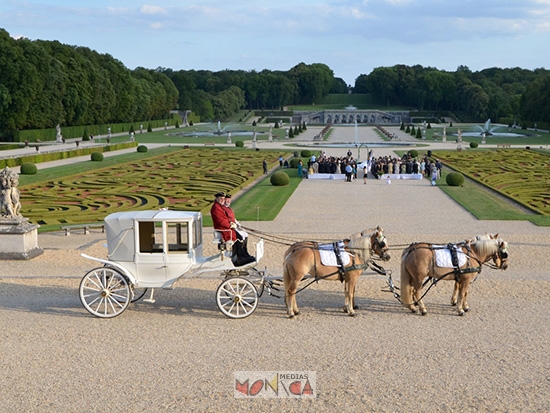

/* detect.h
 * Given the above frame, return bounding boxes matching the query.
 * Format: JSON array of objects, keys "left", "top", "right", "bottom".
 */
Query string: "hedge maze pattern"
[
  {"left": 435, "top": 149, "right": 550, "bottom": 214},
  {"left": 20, "top": 149, "right": 270, "bottom": 226}
]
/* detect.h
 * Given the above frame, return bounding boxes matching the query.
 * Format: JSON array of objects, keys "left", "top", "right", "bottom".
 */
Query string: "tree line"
[
  {"left": 354, "top": 64, "right": 550, "bottom": 127},
  {"left": 1, "top": 27, "right": 549, "bottom": 140},
  {"left": 0, "top": 29, "right": 178, "bottom": 140},
  {"left": 159, "top": 62, "right": 341, "bottom": 120}
]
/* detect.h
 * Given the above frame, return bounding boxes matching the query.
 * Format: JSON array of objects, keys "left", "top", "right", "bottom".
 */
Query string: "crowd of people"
[
  {"left": 307, "top": 150, "right": 359, "bottom": 182},
  {"left": 369, "top": 154, "right": 442, "bottom": 181},
  {"left": 306, "top": 150, "right": 443, "bottom": 184}
]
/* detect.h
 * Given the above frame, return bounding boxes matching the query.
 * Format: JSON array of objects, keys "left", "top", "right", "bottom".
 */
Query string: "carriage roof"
[
  {"left": 104, "top": 210, "right": 200, "bottom": 232},
  {"left": 104, "top": 210, "right": 202, "bottom": 261}
]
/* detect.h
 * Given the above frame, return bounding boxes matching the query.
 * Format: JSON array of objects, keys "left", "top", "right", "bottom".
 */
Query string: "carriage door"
[
  {"left": 134, "top": 220, "right": 169, "bottom": 286},
  {"left": 163, "top": 221, "right": 193, "bottom": 282}
]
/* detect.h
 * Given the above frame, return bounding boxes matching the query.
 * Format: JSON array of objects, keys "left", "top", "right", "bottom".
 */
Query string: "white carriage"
[{"left": 79, "top": 209, "right": 268, "bottom": 319}]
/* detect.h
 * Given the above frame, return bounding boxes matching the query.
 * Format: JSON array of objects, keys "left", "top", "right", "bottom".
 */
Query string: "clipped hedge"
[
  {"left": 470, "top": 142, "right": 479, "bottom": 148},
  {"left": 270, "top": 171, "right": 290, "bottom": 186},
  {"left": 0, "top": 141, "right": 138, "bottom": 169},
  {"left": 235, "top": 141, "right": 244, "bottom": 148},
  {"left": 137, "top": 145, "right": 148, "bottom": 153},
  {"left": 300, "top": 150, "right": 312, "bottom": 158},
  {"left": 20, "top": 162, "right": 38, "bottom": 175},
  {"left": 91, "top": 152, "right": 104, "bottom": 161},
  {"left": 15, "top": 116, "right": 181, "bottom": 143},
  {"left": 446, "top": 172, "right": 465, "bottom": 186}
]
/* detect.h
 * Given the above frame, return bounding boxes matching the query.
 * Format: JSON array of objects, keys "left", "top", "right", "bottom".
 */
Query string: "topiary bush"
[
  {"left": 446, "top": 172, "right": 465, "bottom": 187},
  {"left": 300, "top": 150, "right": 312, "bottom": 158},
  {"left": 270, "top": 171, "right": 290, "bottom": 186},
  {"left": 90, "top": 152, "right": 104, "bottom": 161},
  {"left": 137, "top": 145, "right": 148, "bottom": 153},
  {"left": 408, "top": 149, "right": 419, "bottom": 158},
  {"left": 20, "top": 162, "right": 38, "bottom": 175},
  {"left": 235, "top": 141, "right": 244, "bottom": 148},
  {"left": 289, "top": 158, "right": 301, "bottom": 168},
  {"left": 469, "top": 141, "right": 479, "bottom": 148}
]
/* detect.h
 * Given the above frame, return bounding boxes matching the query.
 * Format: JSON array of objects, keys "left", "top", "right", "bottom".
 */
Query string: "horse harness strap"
[{"left": 333, "top": 241, "right": 346, "bottom": 282}]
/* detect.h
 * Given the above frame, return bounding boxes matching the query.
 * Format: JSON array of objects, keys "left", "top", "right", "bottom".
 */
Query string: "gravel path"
[{"left": 1, "top": 126, "right": 549, "bottom": 412}]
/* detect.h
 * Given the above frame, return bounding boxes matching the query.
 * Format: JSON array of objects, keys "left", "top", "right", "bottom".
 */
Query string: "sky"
[{"left": 1, "top": 0, "right": 549, "bottom": 86}]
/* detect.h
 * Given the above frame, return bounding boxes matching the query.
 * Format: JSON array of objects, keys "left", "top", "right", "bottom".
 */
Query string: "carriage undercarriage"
[{"left": 79, "top": 264, "right": 286, "bottom": 319}]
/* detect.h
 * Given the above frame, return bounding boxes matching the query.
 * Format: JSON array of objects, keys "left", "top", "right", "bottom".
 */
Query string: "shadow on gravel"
[{"left": 0, "top": 282, "right": 88, "bottom": 318}]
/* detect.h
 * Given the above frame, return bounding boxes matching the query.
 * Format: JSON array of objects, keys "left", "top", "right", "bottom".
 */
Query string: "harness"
[
  {"left": 408, "top": 242, "right": 485, "bottom": 305},
  {"left": 289, "top": 241, "right": 371, "bottom": 296},
  {"left": 332, "top": 241, "right": 346, "bottom": 282}
]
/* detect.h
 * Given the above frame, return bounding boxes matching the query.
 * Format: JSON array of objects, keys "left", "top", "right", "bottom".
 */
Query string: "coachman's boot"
[
  {"left": 231, "top": 240, "right": 255, "bottom": 267},
  {"left": 242, "top": 238, "right": 254, "bottom": 259}
]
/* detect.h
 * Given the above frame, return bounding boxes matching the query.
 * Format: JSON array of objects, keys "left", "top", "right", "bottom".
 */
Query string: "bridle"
[{"left": 370, "top": 232, "right": 390, "bottom": 261}]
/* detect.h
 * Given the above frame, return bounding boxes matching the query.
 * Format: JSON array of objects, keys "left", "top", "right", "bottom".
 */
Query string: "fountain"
[
  {"left": 167, "top": 121, "right": 264, "bottom": 138},
  {"left": 459, "top": 119, "right": 527, "bottom": 138}
]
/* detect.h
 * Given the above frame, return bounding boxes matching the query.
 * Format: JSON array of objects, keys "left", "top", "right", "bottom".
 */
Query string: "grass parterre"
[
  {"left": 19, "top": 148, "right": 285, "bottom": 228},
  {"left": 433, "top": 149, "right": 550, "bottom": 215}
]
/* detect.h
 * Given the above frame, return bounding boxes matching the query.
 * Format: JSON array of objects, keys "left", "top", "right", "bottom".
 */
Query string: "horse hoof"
[
  {"left": 451, "top": 301, "right": 457, "bottom": 306},
  {"left": 348, "top": 312, "right": 357, "bottom": 317},
  {"left": 410, "top": 307, "right": 418, "bottom": 314},
  {"left": 353, "top": 305, "right": 358, "bottom": 310},
  {"left": 288, "top": 314, "right": 294, "bottom": 319},
  {"left": 421, "top": 310, "right": 428, "bottom": 316},
  {"left": 464, "top": 307, "right": 470, "bottom": 312},
  {"left": 458, "top": 310, "right": 465, "bottom": 316}
]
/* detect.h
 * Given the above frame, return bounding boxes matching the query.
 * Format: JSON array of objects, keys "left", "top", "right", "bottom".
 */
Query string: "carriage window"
[
  {"left": 166, "top": 222, "right": 188, "bottom": 253},
  {"left": 138, "top": 222, "right": 158, "bottom": 253}
]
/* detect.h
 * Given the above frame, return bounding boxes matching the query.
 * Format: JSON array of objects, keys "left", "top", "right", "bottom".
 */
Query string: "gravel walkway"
[{"left": 1, "top": 126, "right": 549, "bottom": 412}]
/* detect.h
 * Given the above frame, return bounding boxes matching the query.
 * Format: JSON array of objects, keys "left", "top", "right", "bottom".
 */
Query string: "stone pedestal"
[{"left": 0, "top": 218, "right": 43, "bottom": 260}]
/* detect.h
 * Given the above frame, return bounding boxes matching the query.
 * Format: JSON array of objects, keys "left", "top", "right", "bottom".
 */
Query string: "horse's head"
[
  {"left": 363, "top": 226, "right": 390, "bottom": 261},
  {"left": 493, "top": 240, "right": 509, "bottom": 270},
  {"left": 471, "top": 238, "right": 508, "bottom": 270}
]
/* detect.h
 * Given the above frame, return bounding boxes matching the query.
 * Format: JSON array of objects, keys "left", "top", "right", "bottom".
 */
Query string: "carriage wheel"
[
  {"left": 79, "top": 267, "right": 131, "bottom": 318},
  {"left": 131, "top": 287, "right": 148, "bottom": 303},
  {"left": 216, "top": 277, "right": 259, "bottom": 319}
]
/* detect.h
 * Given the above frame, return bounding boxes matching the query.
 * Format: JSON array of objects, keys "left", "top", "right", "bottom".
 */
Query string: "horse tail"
[{"left": 400, "top": 248, "right": 413, "bottom": 306}]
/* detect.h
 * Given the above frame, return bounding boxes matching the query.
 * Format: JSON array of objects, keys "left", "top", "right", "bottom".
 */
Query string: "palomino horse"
[
  {"left": 283, "top": 227, "right": 390, "bottom": 318},
  {"left": 400, "top": 237, "right": 509, "bottom": 316}
]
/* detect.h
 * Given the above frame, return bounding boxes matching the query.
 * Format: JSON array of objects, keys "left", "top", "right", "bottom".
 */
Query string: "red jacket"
[{"left": 210, "top": 201, "right": 236, "bottom": 241}]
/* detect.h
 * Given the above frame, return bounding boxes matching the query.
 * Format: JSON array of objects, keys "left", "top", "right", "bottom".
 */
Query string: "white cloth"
[
  {"left": 380, "top": 174, "right": 423, "bottom": 180},
  {"left": 308, "top": 173, "right": 346, "bottom": 180},
  {"left": 319, "top": 243, "right": 351, "bottom": 266},
  {"left": 434, "top": 245, "right": 467, "bottom": 268},
  {"left": 234, "top": 220, "right": 248, "bottom": 239}
]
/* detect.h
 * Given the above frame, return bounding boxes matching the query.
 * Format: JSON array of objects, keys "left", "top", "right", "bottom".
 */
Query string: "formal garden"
[
  {"left": 17, "top": 146, "right": 295, "bottom": 230},
  {"left": 5, "top": 117, "right": 550, "bottom": 230}
]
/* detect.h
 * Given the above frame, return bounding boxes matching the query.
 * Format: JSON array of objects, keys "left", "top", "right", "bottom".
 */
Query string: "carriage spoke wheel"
[
  {"left": 216, "top": 277, "right": 259, "bottom": 319},
  {"left": 79, "top": 267, "right": 131, "bottom": 318}
]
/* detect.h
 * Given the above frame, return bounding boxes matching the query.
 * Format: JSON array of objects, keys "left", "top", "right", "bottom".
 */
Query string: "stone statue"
[
  {"left": 56, "top": 124, "right": 62, "bottom": 142},
  {"left": 0, "top": 166, "right": 42, "bottom": 259},
  {"left": 0, "top": 167, "right": 22, "bottom": 219}
]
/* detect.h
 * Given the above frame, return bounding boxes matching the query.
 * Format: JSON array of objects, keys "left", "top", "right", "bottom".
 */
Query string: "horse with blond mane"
[
  {"left": 283, "top": 227, "right": 390, "bottom": 318},
  {"left": 400, "top": 235, "right": 509, "bottom": 316}
]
